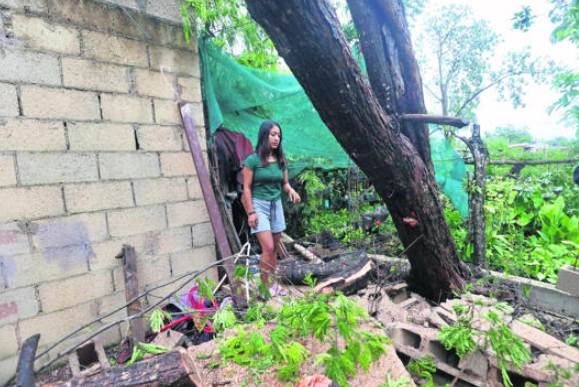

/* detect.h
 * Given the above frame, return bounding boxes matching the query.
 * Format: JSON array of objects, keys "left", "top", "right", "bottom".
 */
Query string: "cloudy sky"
[{"left": 412, "top": 0, "right": 579, "bottom": 140}]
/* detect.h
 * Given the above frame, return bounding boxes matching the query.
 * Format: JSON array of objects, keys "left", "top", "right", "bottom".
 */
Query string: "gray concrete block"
[{"left": 556, "top": 265, "right": 579, "bottom": 297}]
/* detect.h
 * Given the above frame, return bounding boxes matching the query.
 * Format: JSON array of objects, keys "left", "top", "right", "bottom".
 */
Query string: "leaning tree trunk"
[
  {"left": 347, "top": 0, "right": 432, "bottom": 171},
  {"left": 245, "top": 0, "right": 467, "bottom": 299}
]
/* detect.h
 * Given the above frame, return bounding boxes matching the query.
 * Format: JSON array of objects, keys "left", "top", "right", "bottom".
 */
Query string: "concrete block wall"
[{"left": 0, "top": 0, "right": 215, "bottom": 382}]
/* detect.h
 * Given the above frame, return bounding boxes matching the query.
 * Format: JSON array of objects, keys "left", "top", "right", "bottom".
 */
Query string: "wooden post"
[
  {"left": 467, "top": 125, "right": 489, "bottom": 267},
  {"left": 178, "top": 102, "right": 246, "bottom": 307},
  {"left": 116, "top": 245, "right": 145, "bottom": 344},
  {"left": 14, "top": 334, "right": 40, "bottom": 387}
]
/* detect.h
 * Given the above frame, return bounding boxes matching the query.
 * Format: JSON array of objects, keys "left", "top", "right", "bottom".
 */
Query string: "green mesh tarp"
[{"left": 199, "top": 37, "right": 469, "bottom": 217}]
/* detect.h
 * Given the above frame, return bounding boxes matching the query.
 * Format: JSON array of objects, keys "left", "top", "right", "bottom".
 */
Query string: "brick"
[
  {"left": 9, "top": 250, "right": 89, "bottom": 288},
  {"left": 178, "top": 77, "right": 201, "bottom": 103},
  {"left": 48, "top": 0, "right": 114, "bottom": 31},
  {"left": 0, "top": 0, "right": 47, "bottom": 13},
  {"left": 160, "top": 152, "right": 195, "bottom": 177},
  {"left": 68, "top": 122, "right": 136, "bottom": 151},
  {"left": 82, "top": 30, "right": 148, "bottom": 67},
  {"left": 18, "top": 301, "right": 100, "bottom": 351},
  {"left": 20, "top": 86, "right": 99, "bottom": 120},
  {"left": 108, "top": 205, "right": 166, "bottom": 237},
  {"left": 135, "top": 69, "right": 177, "bottom": 99},
  {"left": 0, "top": 325, "right": 17, "bottom": 360},
  {"left": 90, "top": 238, "right": 133, "bottom": 271},
  {"left": 192, "top": 222, "right": 215, "bottom": 247},
  {"left": 145, "top": 1, "right": 181, "bottom": 22},
  {"left": 182, "top": 125, "right": 207, "bottom": 152},
  {"left": 0, "top": 356, "right": 17, "bottom": 387},
  {"left": 0, "top": 186, "right": 64, "bottom": 222},
  {"left": 62, "top": 58, "right": 129, "bottom": 93},
  {"left": 167, "top": 200, "right": 208, "bottom": 227},
  {"left": 101, "top": 94, "right": 153, "bottom": 124},
  {"left": 18, "top": 153, "right": 98, "bottom": 185},
  {"left": 136, "top": 125, "right": 182, "bottom": 151},
  {"left": 0, "top": 119, "right": 65, "bottom": 151},
  {"left": 0, "top": 223, "right": 30, "bottom": 256},
  {"left": 0, "top": 50, "right": 60, "bottom": 85},
  {"left": 39, "top": 270, "right": 113, "bottom": 312},
  {"left": 154, "top": 99, "right": 181, "bottom": 125},
  {"left": 12, "top": 14, "right": 80, "bottom": 55},
  {"left": 0, "top": 287, "right": 39, "bottom": 325},
  {"left": 149, "top": 46, "right": 199, "bottom": 76},
  {"left": 0, "top": 83, "right": 18, "bottom": 116},
  {"left": 0, "top": 156, "right": 16, "bottom": 187},
  {"left": 171, "top": 246, "right": 217, "bottom": 282},
  {"left": 186, "top": 177, "right": 203, "bottom": 199},
  {"left": 65, "top": 181, "right": 133, "bottom": 213},
  {"left": 154, "top": 227, "right": 192, "bottom": 255},
  {"left": 137, "top": 254, "right": 171, "bottom": 287},
  {"left": 31, "top": 212, "right": 108, "bottom": 251},
  {"left": 133, "top": 177, "right": 187, "bottom": 205},
  {"left": 99, "top": 152, "right": 159, "bottom": 180}
]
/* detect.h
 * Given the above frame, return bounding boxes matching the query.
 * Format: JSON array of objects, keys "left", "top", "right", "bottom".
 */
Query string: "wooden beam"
[
  {"left": 116, "top": 245, "right": 145, "bottom": 344},
  {"left": 400, "top": 114, "right": 470, "bottom": 128}
]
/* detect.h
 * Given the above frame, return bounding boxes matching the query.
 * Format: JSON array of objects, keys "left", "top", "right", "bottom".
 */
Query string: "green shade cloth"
[{"left": 199, "top": 37, "right": 469, "bottom": 217}]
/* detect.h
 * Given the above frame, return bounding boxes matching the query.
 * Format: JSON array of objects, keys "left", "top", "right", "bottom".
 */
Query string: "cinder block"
[
  {"left": 68, "top": 122, "right": 136, "bottom": 151},
  {"left": 144, "top": 1, "right": 182, "bottom": 23},
  {"left": 0, "top": 222, "right": 30, "bottom": 256},
  {"left": 154, "top": 99, "right": 181, "bottom": 125},
  {"left": 192, "top": 222, "right": 215, "bottom": 247},
  {"left": 48, "top": 0, "right": 114, "bottom": 31},
  {"left": 154, "top": 227, "right": 193, "bottom": 255},
  {"left": 186, "top": 177, "right": 203, "bottom": 199},
  {"left": 511, "top": 320, "right": 579, "bottom": 363},
  {"left": 39, "top": 270, "right": 114, "bottom": 313},
  {"left": 167, "top": 200, "right": 209, "bottom": 227},
  {"left": 0, "top": 356, "right": 17, "bottom": 387},
  {"left": 0, "top": 287, "right": 39, "bottom": 325},
  {"left": 137, "top": 254, "right": 172, "bottom": 287},
  {"left": 160, "top": 152, "right": 195, "bottom": 177},
  {"left": 64, "top": 181, "right": 133, "bottom": 213},
  {"left": 0, "top": 0, "right": 47, "bottom": 13},
  {"left": 12, "top": 14, "right": 80, "bottom": 54},
  {"left": 82, "top": 30, "right": 148, "bottom": 67},
  {"left": 149, "top": 46, "right": 199, "bottom": 76},
  {"left": 31, "top": 212, "right": 108, "bottom": 250},
  {"left": 108, "top": 205, "right": 166, "bottom": 237},
  {"left": 9, "top": 252, "right": 88, "bottom": 289},
  {"left": 178, "top": 77, "right": 202, "bottom": 103},
  {"left": 136, "top": 125, "right": 182, "bottom": 151},
  {"left": 101, "top": 94, "right": 153, "bottom": 124},
  {"left": 62, "top": 58, "right": 129, "bottom": 93},
  {"left": 89, "top": 238, "right": 132, "bottom": 271},
  {"left": 135, "top": 69, "right": 177, "bottom": 99},
  {"left": 0, "top": 186, "right": 64, "bottom": 222},
  {"left": 556, "top": 265, "right": 579, "bottom": 297},
  {"left": 0, "top": 50, "right": 60, "bottom": 85},
  {"left": 133, "top": 177, "right": 187, "bottom": 205},
  {"left": 0, "top": 119, "right": 66, "bottom": 151},
  {"left": 17, "top": 153, "right": 98, "bottom": 185},
  {"left": 20, "top": 86, "right": 99, "bottom": 120},
  {"left": 0, "top": 325, "right": 17, "bottom": 361},
  {"left": 171, "top": 246, "right": 217, "bottom": 282},
  {"left": 17, "top": 301, "right": 100, "bottom": 351},
  {"left": 99, "top": 152, "right": 160, "bottom": 180},
  {"left": 0, "top": 156, "right": 16, "bottom": 187},
  {"left": 0, "top": 83, "right": 18, "bottom": 116}
]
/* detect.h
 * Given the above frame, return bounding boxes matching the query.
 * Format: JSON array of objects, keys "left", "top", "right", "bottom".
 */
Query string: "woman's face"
[{"left": 269, "top": 125, "right": 281, "bottom": 150}]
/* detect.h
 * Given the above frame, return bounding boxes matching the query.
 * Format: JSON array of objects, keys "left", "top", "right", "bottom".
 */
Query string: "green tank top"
[{"left": 243, "top": 153, "right": 286, "bottom": 200}]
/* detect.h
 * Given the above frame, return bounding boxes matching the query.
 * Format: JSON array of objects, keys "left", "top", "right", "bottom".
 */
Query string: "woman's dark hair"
[{"left": 255, "top": 120, "right": 287, "bottom": 169}]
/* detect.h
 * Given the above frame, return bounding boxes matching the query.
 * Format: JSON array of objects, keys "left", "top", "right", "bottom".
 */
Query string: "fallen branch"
[
  {"left": 400, "top": 114, "right": 470, "bottom": 128},
  {"left": 293, "top": 244, "right": 322, "bottom": 264},
  {"left": 465, "top": 158, "right": 579, "bottom": 166}
]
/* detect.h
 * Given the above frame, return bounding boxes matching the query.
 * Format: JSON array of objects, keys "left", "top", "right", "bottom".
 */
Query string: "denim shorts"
[{"left": 251, "top": 198, "right": 286, "bottom": 234}]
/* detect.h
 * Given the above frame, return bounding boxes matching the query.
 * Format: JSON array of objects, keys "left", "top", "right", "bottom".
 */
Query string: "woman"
[{"left": 242, "top": 120, "right": 301, "bottom": 295}]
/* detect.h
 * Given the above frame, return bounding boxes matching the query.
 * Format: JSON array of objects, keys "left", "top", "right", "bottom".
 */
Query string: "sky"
[{"left": 411, "top": 0, "right": 579, "bottom": 140}]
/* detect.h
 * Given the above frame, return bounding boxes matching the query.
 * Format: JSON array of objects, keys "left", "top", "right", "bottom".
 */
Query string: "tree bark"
[
  {"left": 347, "top": 0, "right": 433, "bottom": 171},
  {"left": 245, "top": 0, "right": 467, "bottom": 299},
  {"left": 41, "top": 348, "right": 201, "bottom": 387}
]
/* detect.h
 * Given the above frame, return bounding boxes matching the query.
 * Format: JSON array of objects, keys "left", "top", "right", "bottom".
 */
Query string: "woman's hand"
[
  {"left": 289, "top": 189, "right": 301, "bottom": 204},
  {"left": 248, "top": 213, "right": 259, "bottom": 229}
]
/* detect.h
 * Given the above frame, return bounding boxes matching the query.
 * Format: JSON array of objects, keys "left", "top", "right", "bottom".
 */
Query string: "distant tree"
[
  {"left": 486, "top": 125, "right": 534, "bottom": 144},
  {"left": 415, "top": 5, "right": 554, "bottom": 122}
]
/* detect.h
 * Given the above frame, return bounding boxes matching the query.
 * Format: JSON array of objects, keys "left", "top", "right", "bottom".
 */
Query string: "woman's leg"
[{"left": 256, "top": 231, "right": 275, "bottom": 287}]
